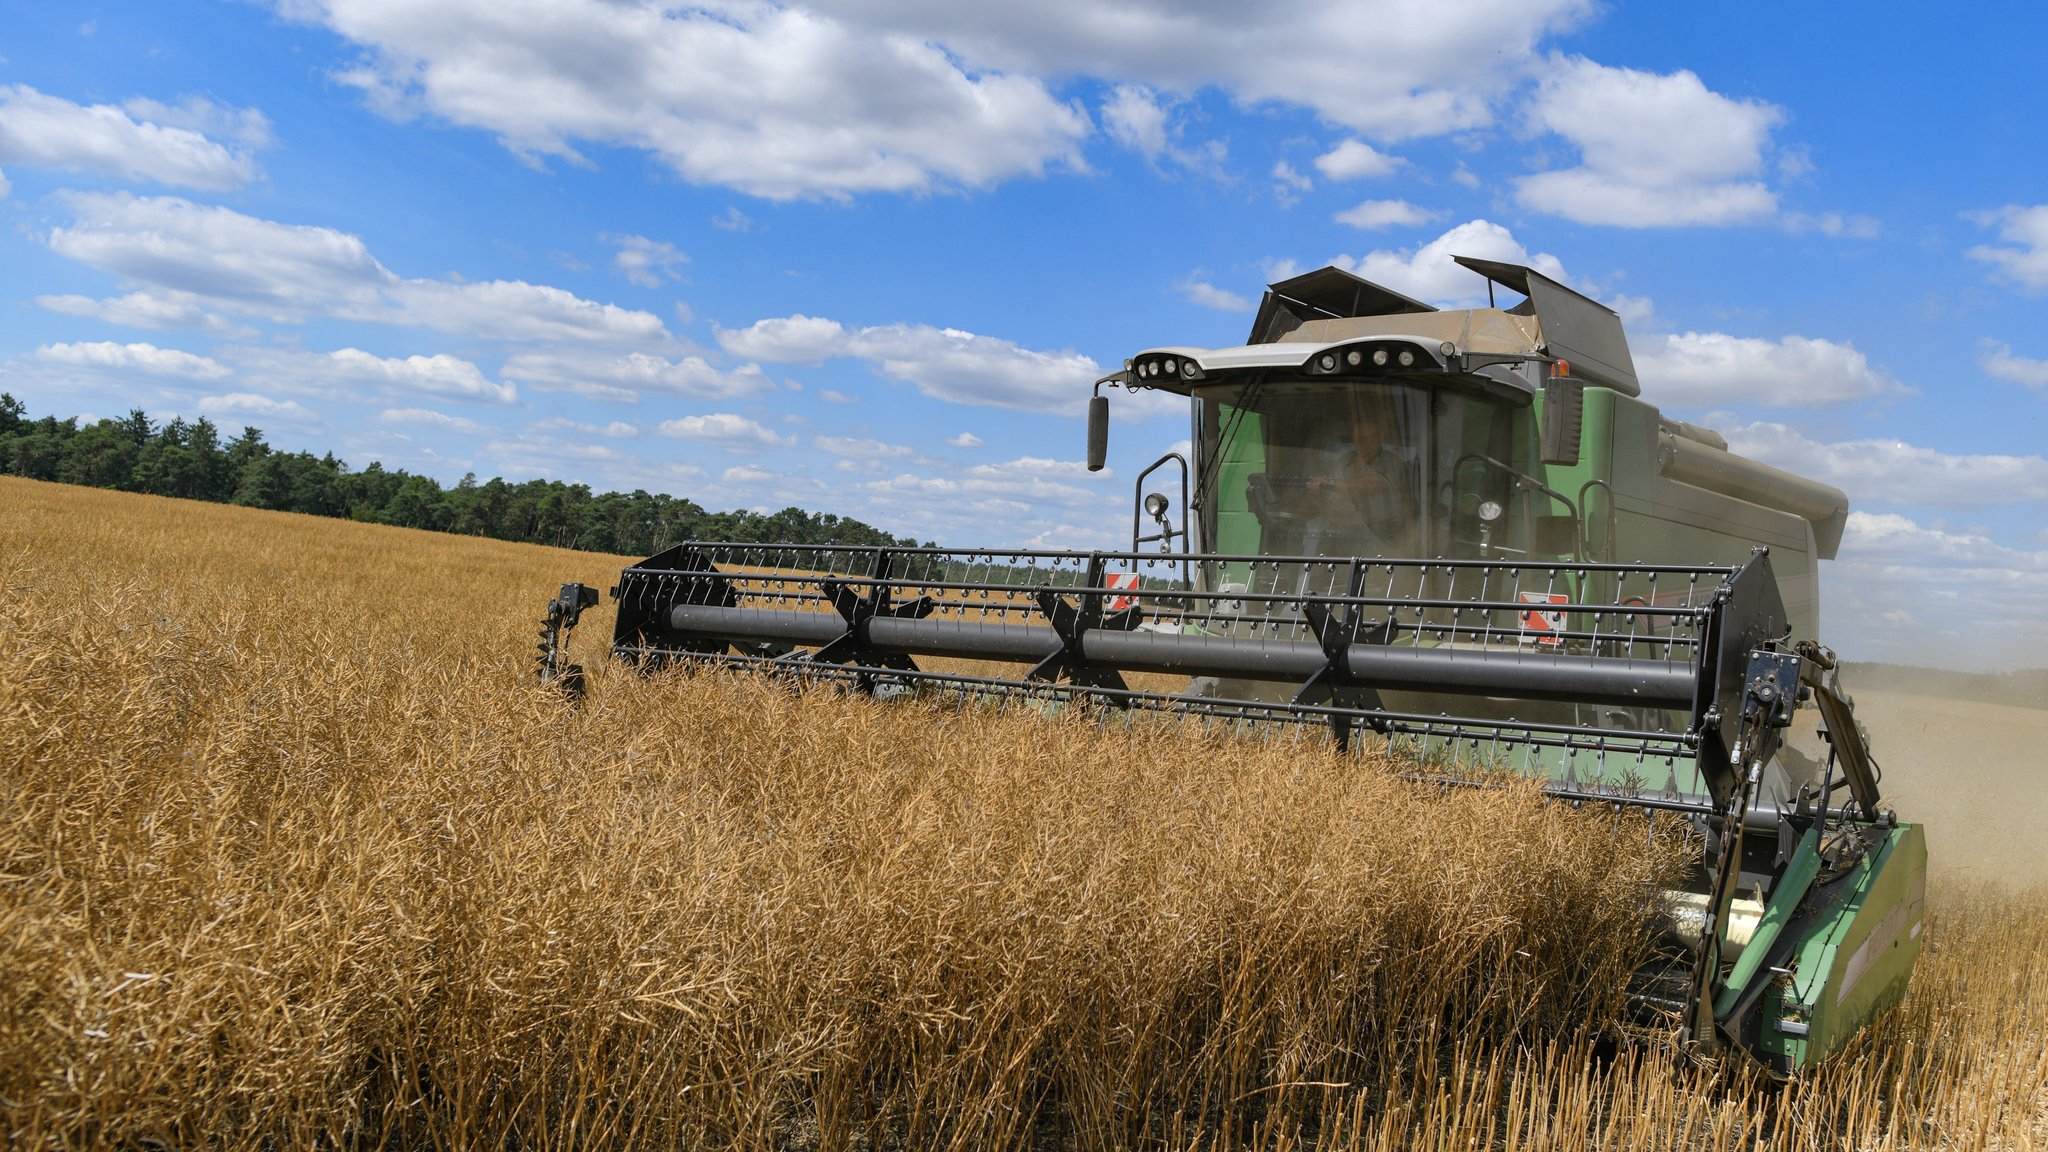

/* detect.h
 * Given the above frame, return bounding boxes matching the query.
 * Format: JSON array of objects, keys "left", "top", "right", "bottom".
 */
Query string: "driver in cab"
[{"left": 1305, "top": 402, "right": 1414, "bottom": 555}]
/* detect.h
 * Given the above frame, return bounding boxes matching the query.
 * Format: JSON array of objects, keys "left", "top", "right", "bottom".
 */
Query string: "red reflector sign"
[
  {"left": 1518, "top": 591, "right": 1569, "bottom": 648},
  {"left": 1106, "top": 571, "right": 1141, "bottom": 611}
]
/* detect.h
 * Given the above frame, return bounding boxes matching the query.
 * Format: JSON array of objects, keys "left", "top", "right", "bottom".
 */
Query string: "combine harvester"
[{"left": 537, "top": 258, "right": 1925, "bottom": 1075}]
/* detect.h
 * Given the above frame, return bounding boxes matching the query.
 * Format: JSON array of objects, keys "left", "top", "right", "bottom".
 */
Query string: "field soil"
[{"left": 3, "top": 476, "right": 2045, "bottom": 1150}]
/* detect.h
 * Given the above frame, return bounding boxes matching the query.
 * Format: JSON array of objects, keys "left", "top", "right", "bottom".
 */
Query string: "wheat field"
[{"left": 2, "top": 476, "right": 2044, "bottom": 1150}]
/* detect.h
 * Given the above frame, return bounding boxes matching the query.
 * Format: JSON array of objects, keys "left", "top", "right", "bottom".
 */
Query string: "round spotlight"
[
  {"left": 1144, "top": 491, "right": 1169, "bottom": 519},
  {"left": 1181, "top": 360, "right": 1199, "bottom": 379},
  {"left": 1478, "top": 499, "right": 1505, "bottom": 523},
  {"left": 1397, "top": 349, "right": 1415, "bottom": 368},
  {"left": 1440, "top": 341, "right": 1457, "bottom": 358},
  {"left": 1318, "top": 353, "right": 1337, "bottom": 372},
  {"left": 1372, "top": 348, "right": 1389, "bottom": 367},
  {"left": 1346, "top": 349, "right": 1363, "bottom": 367},
  {"left": 1163, "top": 358, "right": 1178, "bottom": 375}
]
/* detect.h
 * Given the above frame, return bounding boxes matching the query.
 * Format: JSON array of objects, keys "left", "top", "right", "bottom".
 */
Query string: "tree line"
[{"left": 0, "top": 394, "right": 927, "bottom": 555}]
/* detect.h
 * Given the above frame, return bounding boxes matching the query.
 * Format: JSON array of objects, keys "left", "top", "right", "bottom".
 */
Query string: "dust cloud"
[{"left": 1848, "top": 688, "right": 2047, "bottom": 888}]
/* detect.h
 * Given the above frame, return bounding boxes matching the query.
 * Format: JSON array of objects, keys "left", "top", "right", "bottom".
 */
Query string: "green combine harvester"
[{"left": 537, "top": 257, "right": 1925, "bottom": 1074}]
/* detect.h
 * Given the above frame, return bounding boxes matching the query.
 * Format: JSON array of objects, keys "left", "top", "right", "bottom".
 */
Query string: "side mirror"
[
  {"left": 1086, "top": 394, "right": 1109, "bottom": 472},
  {"left": 1540, "top": 373, "right": 1583, "bottom": 466}
]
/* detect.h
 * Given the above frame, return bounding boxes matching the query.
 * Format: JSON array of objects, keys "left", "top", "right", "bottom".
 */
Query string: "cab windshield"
[{"left": 1193, "top": 375, "right": 1534, "bottom": 559}]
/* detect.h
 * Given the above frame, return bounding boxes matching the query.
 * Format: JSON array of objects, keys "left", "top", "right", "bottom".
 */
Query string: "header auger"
[{"left": 535, "top": 257, "right": 1925, "bottom": 1073}]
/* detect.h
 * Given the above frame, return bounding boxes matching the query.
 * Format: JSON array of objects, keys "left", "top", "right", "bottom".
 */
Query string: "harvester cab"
[{"left": 537, "top": 257, "right": 1925, "bottom": 1075}]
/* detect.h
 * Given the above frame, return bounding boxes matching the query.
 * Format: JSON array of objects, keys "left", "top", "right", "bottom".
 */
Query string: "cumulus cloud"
[
  {"left": 35, "top": 289, "right": 255, "bottom": 338},
  {"left": 1515, "top": 58, "right": 1781, "bottom": 227},
  {"left": 196, "top": 392, "right": 316, "bottom": 419},
  {"left": 605, "top": 233, "right": 688, "bottom": 288},
  {"left": 500, "top": 348, "right": 772, "bottom": 402},
  {"left": 47, "top": 194, "right": 670, "bottom": 344},
  {"left": 814, "top": 435, "right": 913, "bottom": 458},
  {"left": 287, "top": 0, "right": 1089, "bottom": 200},
  {"left": 1177, "top": 277, "right": 1251, "bottom": 312},
  {"left": 948, "top": 431, "right": 982, "bottom": 447},
  {"left": 719, "top": 315, "right": 1145, "bottom": 417},
  {"left": 1635, "top": 332, "right": 1909, "bottom": 409},
  {"left": 805, "top": 0, "right": 1595, "bottom": 142},
  {"left": 1334, "top": 219, "right": 1566, "bottom": 304},
  {"left": 1981, "top": 342, "right": 2048, "bottom": 392},
  {"left": 1314, "top": 139, "right": 1401, "bottom": 181},
  {"left": 1334, "top": 199, "right": 1439, "bottom": 230},
  {"left": 657, "top": 413, "right": 793, "bottom": 450},
  {"left": 323, "top": 348, "right": 518, "bottom": 404},
  {"left": 1967, "top": 205, "right": 2048, "bottom": 292},
  {"left": 380, "top": 406, "right": 485, "bottom": 433},
  {"left": 0, "top": 84, "right": 261, "bottom": 189},
  {"left": 34, "top": 340, "right": 229, "bottom": 379},
  {"left": 1722, "top": 422, "right": 2048, "bottom": 507},
  {"left": 1828, "top": 510, "right": 2048, "bottom": 668},
  {"left": 529, "top": 417, "right": 639, "bottom": 439},
  {"left": 1103, "top": 85, "right": 1169, "bottom": 157},
  {"left": 715, "top": 315, "right": 852, "bottom": 366}
]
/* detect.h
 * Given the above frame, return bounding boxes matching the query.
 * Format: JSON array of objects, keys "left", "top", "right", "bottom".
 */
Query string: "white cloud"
[
  {"left": 1177, "top": 277, "right": 1251, "bottom": 312},
  {"left": 1782, "top": 211, "right": 1881, "bottom": 239},
  {"left": 121, "top": 95, "right": 275, "bottom": 149},
  {"left": 807, "top": 0, "right": 1595, "bottom": 142},
  {"left": 1981, "top": 342, "right": 2048, "bottom": 392},
  {"left": 814, "top": 435, "right": 913, "bottom": 458},
  {"left": 718, "top": 315, "right": 1149, "bottom": 417},
  {"left": 1515, "top": 58, "right": 1781, "bottom": 227},
  {"left": 0, "top": 84, "right": 260, "bottom": 189},
  {"left": 501, "top": 348, "right": 771, "bottom": 402},
  {"left": 324, "top": 348, "right": 518, "bottom": 405},
  {"left": 0, "top": 164, "right": 10, "bottom": 198},
  {"left": 715, "top": 315, "right": 852, "bottom": 365},
  {"left": 948, "top": 431, "right": 982, "bottom": 447},
  {"left": 1827, "top": 510, "right": 2048, "bottom": 669},
  {"left": 34, "top": 340, "right": 229, "bottom": 379},
  {"left": 1334, "top": 219, "right": 1566, "bottom": 304},
  {"left": 1103, "top": 85, "right": 1168, "bottom": 158},
  {"left": 1967, "top": 205, "right": 2048, "bottom": 292},
  {"left": 529, "top": 417, "right": 639, "bottom": 439},
  {"left": 818, "top": 389, "right": 856, "bottom": 404},
  {"left": 1334, "top": 199, "right": 1439, "bottom": 230},
  {"left": 380, "top": 406, "right": 484, "bottom": 433},
  {"left": 47, "top": 194, "right": 670, "bottom": 345},
  {"left": 35, "top": 289, "right": 255, "bottom": 338},
  {"left": 721, "top": 463, "right": 784, "bottom": 486},
  {"left": 657, "top": 413, "right": 793, "bottom": 450},
  {"left": 196, "top": 392, "right": 316, "bottom": 420},
  {"left": 1314, "top": 139, "right": 1400, "bottom": 181},
  {"left": 1271, "top": 160, "right": 1312, "bottom": 201},
  {"left": 712, "top": 206, "right": 755, "bottom": 232},
  {"left": 1099, "top": 83, "right": 1224, "bottom": 171},
  {"left": 290, "top": 0, "right": 1089, "bottom": 200},
  {"left": 1635, "top": 332, "right": 1909, "bottom": 409},
  {"left": 606, "top": 232, "right": 688, "bottom": 288},
  {"left": 1722, "top": 422, "right": 2048, "bottom": 508}
]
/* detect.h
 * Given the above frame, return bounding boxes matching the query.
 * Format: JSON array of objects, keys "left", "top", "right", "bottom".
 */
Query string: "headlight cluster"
[
  {"left": 1303, "top": 340, "right": 1458, "bottom": 375},
  {"left": 1131, "top": 354, "right": 1204, "bottom": 382}
]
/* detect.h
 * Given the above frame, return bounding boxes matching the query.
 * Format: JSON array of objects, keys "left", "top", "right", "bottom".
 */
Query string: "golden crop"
[{"left": 2, "top": 476, "right": 2043, "bottom": 1150}]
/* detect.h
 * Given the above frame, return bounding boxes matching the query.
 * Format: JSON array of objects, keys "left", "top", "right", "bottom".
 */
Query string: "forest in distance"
[{"left": 0, "top": 394, "right": 926, "bottom": 555}]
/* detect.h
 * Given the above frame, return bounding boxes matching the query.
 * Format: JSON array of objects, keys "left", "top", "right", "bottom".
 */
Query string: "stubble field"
[{"left": 2, "top": 476, "right": 2044, "bottom": 1150}]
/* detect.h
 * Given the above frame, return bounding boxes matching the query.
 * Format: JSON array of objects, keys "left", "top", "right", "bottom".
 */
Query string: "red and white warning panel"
[
  {"left": 1105, "top": 571, "right": 1142, "bottom": 612},
  {"left": 1518, "top": 591, "right": 1570, "bottom": 648}
]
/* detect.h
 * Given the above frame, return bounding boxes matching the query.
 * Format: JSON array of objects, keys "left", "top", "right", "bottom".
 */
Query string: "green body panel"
[
  {"left": 1756, "top": 823, "right": 1928, "bottom": 1072},
  {"left": 1535, "top": 387, "right": 1821, "bottom": 641},
  {"left": 1715, "top": 827, "right": 1824, "bottom": 1020}
]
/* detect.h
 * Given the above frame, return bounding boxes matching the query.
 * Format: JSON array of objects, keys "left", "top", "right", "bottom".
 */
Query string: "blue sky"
[{"left": 1, "top": 1, "right": 2044, "bottom": 669}]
